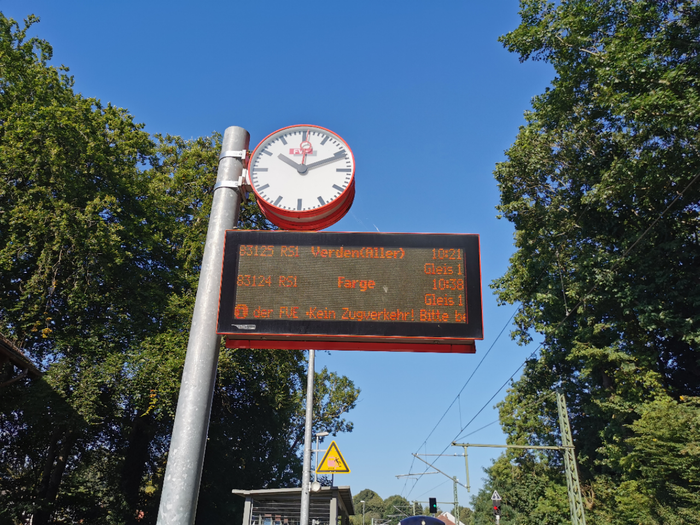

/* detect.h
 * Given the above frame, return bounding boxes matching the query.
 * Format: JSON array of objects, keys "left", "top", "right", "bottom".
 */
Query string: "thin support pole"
[
  {"left": 314, "top": 435, "right": 319, "bottom": 483},
  {"left": 300, "top": 350, "right": 316, "bottom": 525},
  {"left": 156, "top": 126, "right": 250, "bottom": 525},
  {"left": 453, "top": 477, "right": 459, "bottom": 525},
  {"left": 462, "top": 447, "right": 470, "bottom": 492}
]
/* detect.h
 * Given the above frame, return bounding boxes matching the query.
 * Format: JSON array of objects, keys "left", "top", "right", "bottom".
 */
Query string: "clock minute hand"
[{"left": 305, "top": 151, "right": 346, "bottom": 171}]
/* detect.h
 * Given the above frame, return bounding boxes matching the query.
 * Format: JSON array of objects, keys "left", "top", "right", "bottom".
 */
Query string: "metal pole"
[
  {"left": 156, "top": 126, "right": 250, "bottom": 525},
  {"left": 453, "top": 477, "right": 459, "bottom": 525},
  {"left": 314, "top": 431, "right": 329, "bottom": 483},
  {"left": 314, "top": 434, "right": 320, "bottom": 483},
  {"left": 300, "top": 350, "right": 316, "bottom": 525},
  {"left": 462, "top": 447, "right": 470, "bottom": 492}
]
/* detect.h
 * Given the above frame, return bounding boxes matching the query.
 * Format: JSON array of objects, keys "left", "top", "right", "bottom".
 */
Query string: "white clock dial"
[{"left": 249, "top": 125, "right": 355, "bottom": 217}]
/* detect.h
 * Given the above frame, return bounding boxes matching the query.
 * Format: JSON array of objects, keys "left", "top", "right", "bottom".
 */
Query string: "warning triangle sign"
[{"left": 316, "top": 441, "right": 350, "bottom": 473}]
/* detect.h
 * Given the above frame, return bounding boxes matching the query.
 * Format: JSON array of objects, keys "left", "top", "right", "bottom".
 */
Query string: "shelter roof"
[{"left": 231, "top": 486, "right": 355, "bottom": 516}]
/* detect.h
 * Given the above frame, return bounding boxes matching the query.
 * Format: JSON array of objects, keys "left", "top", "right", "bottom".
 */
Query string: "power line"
[
  {"left": 401, "top": 308, "right": 517, "bottom": 496},
  {"left": 452, "top": 170, "right": 700, "bottom": 441},
  {"left": 413, "top": 308, "right": 517, "bottom": 449},
  {"left": 402, "top": 169, "right": 700, "bottom": 498},
  {"left": 404, "top": 181, "right": 602, "bottom": 491}
]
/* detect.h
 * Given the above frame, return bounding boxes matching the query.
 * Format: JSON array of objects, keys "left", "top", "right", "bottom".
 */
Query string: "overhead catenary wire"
[
  {"left": 402, "top": 170, "right": 700, "bottom": 498},
  {"left": 413, "top": 308, "right": 517, "bottom": 448},
  {"left": 400, "top": 307, "right": 518, "bottom": 496},
  {"left": 404, "top": 327, "right": 537, "bottom": 499},
  {"left": 402, "top": 171, "right": 607, "bottom": 494}
]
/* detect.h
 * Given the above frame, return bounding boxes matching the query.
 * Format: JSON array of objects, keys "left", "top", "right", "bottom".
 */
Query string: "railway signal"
[{"left": 491, "top": 491, "right": 502, "bottom": 523}]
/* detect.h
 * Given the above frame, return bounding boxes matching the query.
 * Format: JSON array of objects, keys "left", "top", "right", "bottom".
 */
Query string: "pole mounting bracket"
[
  {"left": 213, "top": 169, "right": 251, "bottom": 197},
  {"left": 219, "top": 149, "right": 248, "bottom": 162}
]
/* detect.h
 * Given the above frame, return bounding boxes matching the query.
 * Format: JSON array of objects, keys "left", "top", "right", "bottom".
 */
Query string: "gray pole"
[
  {"left": 299, "top": 349, "right": 316, "bottom": 525},
  {"left": 453, "top": 477, "right": 459, "bottom": 525},
  {"left": 314, "top": 434, "right": 319, "bottom": 483},
  {"left": 156, "top": 126, "right": 250, "bottom": 525}
]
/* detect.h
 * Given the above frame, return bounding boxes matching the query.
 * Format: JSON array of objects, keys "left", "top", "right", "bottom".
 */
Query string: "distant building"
[{"left": 436, "top": 511, "right": 466, "bottom": 525}]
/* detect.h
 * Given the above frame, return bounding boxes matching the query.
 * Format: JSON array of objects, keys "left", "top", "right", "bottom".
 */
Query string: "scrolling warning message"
[{"left": 217, "top": 231, "right": 483, "bottom": 350}]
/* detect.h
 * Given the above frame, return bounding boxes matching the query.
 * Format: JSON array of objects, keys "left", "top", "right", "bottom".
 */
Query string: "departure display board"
[{"left": 217, "top": 231, "right": 483, "bottom": 352}]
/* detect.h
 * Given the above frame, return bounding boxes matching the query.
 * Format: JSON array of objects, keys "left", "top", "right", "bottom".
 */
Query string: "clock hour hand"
[
  {"left": 278, "top": 153, "right": 303, "bottom": 171},
  {"left": 278, "top": 153, "right": 316, "bottom": 174},
  {"left": 305, "top": 151, "right": 346, "bottom": 171}
]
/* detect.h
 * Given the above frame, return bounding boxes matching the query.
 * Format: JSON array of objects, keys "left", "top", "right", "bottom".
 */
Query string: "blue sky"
[{"left": 2, "top": 0, "right": 554, "bottom": 510}]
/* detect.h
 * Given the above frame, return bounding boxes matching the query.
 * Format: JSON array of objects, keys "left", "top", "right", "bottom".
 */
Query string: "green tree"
[
  {"left": 0, "top": 13, "right": 360, "bottom": 525},
  {"left": 449, "top": 506, "right": 474, "bottom": 525},
  {"left": 600, "top": 396, "right": 700, "bottom": 525},
  {"left": 490, "top": 0, "right": 700, "bottom": 521},
  {"left": 471, "top": 453, "right": 570, "bottom": 525},
  {"left": 351, "top": 490, "right": 386, "bottom": 525},
  {"left": 196, "top": 358, "right": 360, "bottom": 524},
  {"left": 0, "top": 12, "right": 172, "bottom": 525},
  {"left": 383, "top": 494, "right": 412, "bottom": 523}
]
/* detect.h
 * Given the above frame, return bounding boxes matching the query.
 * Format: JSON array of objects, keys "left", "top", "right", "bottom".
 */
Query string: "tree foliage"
[
  {"left": 349, "top": 490, "right": 450, "bottom": 525},
  {"left": 482, "top": 0, "right": 700, "bottom": 522},
  {"left": 469, "top": 453, "right": 570, "bottom": 525},
  {"left": 352, "top": 488, "right": 385, "bottom": 525},
  {"left": 0, "top": 13, "right": 359, "bottom": 525}
]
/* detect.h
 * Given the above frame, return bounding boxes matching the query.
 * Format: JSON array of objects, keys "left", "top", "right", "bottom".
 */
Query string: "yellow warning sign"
[{"left": 316, "top": 441, "right": 350, "bottom": 473}]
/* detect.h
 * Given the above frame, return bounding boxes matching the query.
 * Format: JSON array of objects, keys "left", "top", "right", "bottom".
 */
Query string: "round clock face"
[{"left": 248, "top": 125, "right": 355, "bottom": 225}]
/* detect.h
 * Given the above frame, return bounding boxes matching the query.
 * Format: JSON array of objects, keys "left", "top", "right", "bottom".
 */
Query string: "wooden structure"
[{"left": 0, "top": 333, "right": 40, "bottom": 388}]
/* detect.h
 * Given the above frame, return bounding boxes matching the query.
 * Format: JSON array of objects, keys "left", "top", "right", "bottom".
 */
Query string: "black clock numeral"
[
  {"left": 262, "top": 149, "right": 273, "bottom": 156},
  {"left": 317, "top": 196, "right": 326, "bottom": 205},
  {"left": 280, "top": 136, "right": 287, "bottom": 145},
  {"left": 320, "top": 136, "right": 329, "bottom": 145},
  {"left": 257, "top": 184, "right": 269, "bottom": 191},
  {"left": 332, "top": 184, "right": 345, "bottom": 192},
  {"left": 297, "top": 199, "right": 303, "bottom": 211},
  {"left": 273, "top": 196, "right": 283, "bottom": 206}
]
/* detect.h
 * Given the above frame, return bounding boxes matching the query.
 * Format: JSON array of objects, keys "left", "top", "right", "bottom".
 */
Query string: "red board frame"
[
  {"left": 217, "top": 231, "right": 483, "bottom": 353},
  {"left": 227, "top": 338, "right": 476, "bottom": 354}
]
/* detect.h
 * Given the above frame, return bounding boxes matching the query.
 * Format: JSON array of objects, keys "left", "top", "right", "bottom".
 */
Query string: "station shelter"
[{"left": 231, "top": 487, "right": 354, "bottom": 525}]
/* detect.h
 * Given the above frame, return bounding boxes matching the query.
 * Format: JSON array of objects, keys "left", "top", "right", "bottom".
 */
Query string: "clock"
[{"left": 247, "top": 125, "right": 356, "bottom": 230}]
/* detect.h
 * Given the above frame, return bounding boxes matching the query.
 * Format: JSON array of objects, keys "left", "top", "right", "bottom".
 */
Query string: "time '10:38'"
[{"left": 432, "top": 278, "right": 464, "bottom": 291}]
